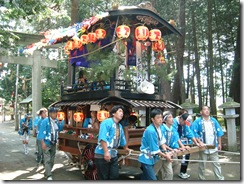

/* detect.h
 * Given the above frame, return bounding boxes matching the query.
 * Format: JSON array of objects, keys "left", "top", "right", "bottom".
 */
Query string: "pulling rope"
[
  {"left": 165, "top": 158, "right": 240, "bottom": 165},
  {"left": 218, "top": 150, "right": 240, "bottom": 155},
  {"left": 117, "top": 145, "right": 241, "bottom": 165},
  {"left": 118, "top": 149, "right": 133, "bottom": 165}
]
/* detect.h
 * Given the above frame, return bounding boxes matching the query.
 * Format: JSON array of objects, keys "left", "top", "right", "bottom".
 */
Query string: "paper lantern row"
[
  {"left": 116, "top": 25, "right": 162, "bottom": 42},
  {"left": 64, "top": 25, "right": 164, "bottom": 54},
  {"left": 72, "top": 110, "right": 110, "bottom": 123},
  {"left": 64, "top": 28, "right": 107, "bottom": 53}
]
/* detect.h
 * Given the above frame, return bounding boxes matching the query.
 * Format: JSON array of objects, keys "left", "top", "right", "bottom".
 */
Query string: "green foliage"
[
  {"left": 0, "top": 64, "right": 32, "bottom": 105},
  {"left": 41, "top": 59, "right": 68, "bottom": 107},
  {"left": 86, "top": 49, "right": 121, "bottom": 81}
]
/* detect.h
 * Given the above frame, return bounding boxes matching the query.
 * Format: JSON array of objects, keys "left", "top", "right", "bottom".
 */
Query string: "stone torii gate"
[{"left": 0, "top": 50, "right": 57, "bottom": 130}]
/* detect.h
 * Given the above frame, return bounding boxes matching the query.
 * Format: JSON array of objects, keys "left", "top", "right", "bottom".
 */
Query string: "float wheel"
[{"left": 82, "top": 144, "right": 98, "bottom": 180}]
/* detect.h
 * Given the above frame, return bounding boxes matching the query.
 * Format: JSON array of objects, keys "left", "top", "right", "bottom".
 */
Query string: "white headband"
[{"left": 163, "top": 114, "right": 169, "bottom": 122}]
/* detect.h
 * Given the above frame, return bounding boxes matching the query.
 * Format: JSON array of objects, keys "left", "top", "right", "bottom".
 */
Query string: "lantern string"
[
  {"left": 56, "top": 39, "right": 175, "bottom": 62},
  {"left": 64, "top": 37, "right": 124, "bottom": 60}
]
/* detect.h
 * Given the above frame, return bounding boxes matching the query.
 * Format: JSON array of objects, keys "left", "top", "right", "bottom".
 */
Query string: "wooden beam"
[
  {"left": 117, "top": 145, "right": 216, "bottom": 158},
  {"left": 170, "top": 145, "right": 215, "bottom": 157}
]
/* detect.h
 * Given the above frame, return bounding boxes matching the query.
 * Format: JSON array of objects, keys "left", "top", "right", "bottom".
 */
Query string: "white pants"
[
  {"left": 154, "top": 157, "right": 178, "bottom": 180},
  {"left": 21, "top": 131, "right": 29, "bottom": 141},
  {"left": 198, "top": 151, "right": 224, "bottom": 180}
]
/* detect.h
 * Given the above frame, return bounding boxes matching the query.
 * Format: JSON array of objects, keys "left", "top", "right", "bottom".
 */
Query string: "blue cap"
[{"left": 49, "top": 107, "right": 57, "bottom": 113}]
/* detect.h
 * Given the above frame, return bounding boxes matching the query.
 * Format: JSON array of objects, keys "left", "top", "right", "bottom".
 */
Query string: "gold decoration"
[
  {"left": 168, "top": 19, "right": 176, "bottom": 27},
  {"left": 138, "top": 1, "right": 157, "bottom": 13}
]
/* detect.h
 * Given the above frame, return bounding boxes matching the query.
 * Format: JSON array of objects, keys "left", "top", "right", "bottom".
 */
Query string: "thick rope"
[
  {"left": 218, "top": 150, "right": 240, "bottom": 155},
  {"left": 161, "top": 158, "right": 240, "bottom": 164},
  {"left": 118, "top": 149, "right": 133, "bottom": 165}
]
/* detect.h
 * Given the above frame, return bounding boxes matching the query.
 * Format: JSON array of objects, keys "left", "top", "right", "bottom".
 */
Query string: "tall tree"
[
  {"left": 213, "top": 0, "right": 225, "bottom": 103},
  {"left": 172, "top": 0, "right": 186, "bottom": 105},
  {"left": 191, "top": 5, "right": 202, "bottom": 108},
  {"left": 229, "top": 20, "right": 240, "bottom": 103},
  {"left": 67, "top": 0, "right": 79, "bottom": 86},
  {"left": 207, "top": 0, "right": 217, "bottom": 115}
]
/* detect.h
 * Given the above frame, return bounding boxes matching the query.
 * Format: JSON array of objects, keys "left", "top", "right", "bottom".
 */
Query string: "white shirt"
[
  {"left": 50, "top": 118, "right": 58, "bottom": 141},
  {"left": 203, "top": 118, "right": 217, "bottom": 154},
  {"left": 156, "top": 126, "right": 166, "bottom": 146}
]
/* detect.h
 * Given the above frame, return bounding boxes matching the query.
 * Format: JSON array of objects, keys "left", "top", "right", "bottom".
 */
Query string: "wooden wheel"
[{"left": 82, "top": 144, "right": 98, "bottom": 180}]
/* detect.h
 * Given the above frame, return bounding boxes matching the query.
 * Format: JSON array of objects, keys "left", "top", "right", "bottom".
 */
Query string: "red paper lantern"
[
  {"left": 149, "top": 29, "right": 161, "bottom": 42},
  {"left": 95, "top": 28, "right": 106, "bottom": 40},
  {"left": 0, "top": 63, "right": 2, "bottom": 68},
  {"left": 97, "top": 110, "right": 109, "bottom": 122},
  {"left": 116, "top": 25, "right": 130, "bottom": 39},
  {"left": 73, "top": 38, "right": 82, "bottom": 49},
  {"left": 80, "top": 34, "right": 89, "bottom": 45},
  {"left": 88, "top": 32, "right": 97, "bottom": 43},
  {"left": 152, "top": 40, "right": 165, "bottom": 52},
  {"left": 73, "top": 112, "right": 84, "bottom": 123},
  {"left": 135, "top": 26, "right": 149, "bottom": 41},
  {"left": 65, "top": 40, "right": 75, "bottom": 50},
  {"left": 57, "top": 112, "right": 65, "bottom": 121}
]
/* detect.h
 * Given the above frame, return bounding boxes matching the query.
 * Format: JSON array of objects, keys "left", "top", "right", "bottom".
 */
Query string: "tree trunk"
[
  {"left": 229, "top": 21, "right": 240, "bottom": 103},
  {"left": 207, "top": 0, "right": 217, "bottom": 116},
  {"left": 186, "top": 42, "right": 191, "bottom": 98},
  {"left": 172, "top": 0, "right": 186, "bottom": 105},
  {"left": 68, "top": 0, "right": 79, "bottom": 86},
  {"left": 229, "top": 17, "right": 240, "bottom": 126},
  {"left": 191, "top": 8, "right": 202, "bottom": 109},
  {"left": 213, "top": 0, "right": 225, "bottom": 104}
]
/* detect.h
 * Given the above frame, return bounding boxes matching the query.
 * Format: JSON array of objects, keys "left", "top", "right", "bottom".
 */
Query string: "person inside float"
[
  {"left": 74, "top": 70, "right": 88, "bottom": 91},
  {"left": 91, "top": 72, "right": 110, "bottom": 91},
  {"left": 127, "top": 114, "right": 138, "bottom": 129}
]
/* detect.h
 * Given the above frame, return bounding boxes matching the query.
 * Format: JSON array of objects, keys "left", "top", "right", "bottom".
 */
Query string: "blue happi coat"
[
  {"left": 34, "top": 116, "right": 41, "bottom": 129},
  {"left": 161, "top": 123, "right": 180, "bottom": 149},
  {"left": 95, "top": 118, "right": 126, "bottom": 156},
  {"left": 138, "top": 124, "right": 165, "bottom": 165},
  {"left": 37, "top": 117, "right": 65, "bottom": 146},
  {"left": 19, "top": 117, "right": 33, "bottom": 135},
  {"left": 173, "top": 118, "right": 195, "bottom": 144},
  {"left": 191, "top": 117, "right": 224, "bottom": 148}
]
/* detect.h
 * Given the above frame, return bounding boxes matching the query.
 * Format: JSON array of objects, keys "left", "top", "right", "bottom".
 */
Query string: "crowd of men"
[
  {"left": 18, "top": 105, "right": 224, "bottom": 180},
  {"left": 94, "top": 105, "right": 225, "bottom": 180},
  {"left": 19, "top": 107, "right": 65, "bottom": 180}
]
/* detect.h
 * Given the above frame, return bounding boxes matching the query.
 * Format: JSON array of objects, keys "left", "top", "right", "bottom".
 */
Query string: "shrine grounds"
[{"left": 0, "top": 120, "right": 241, "bottom": 182}]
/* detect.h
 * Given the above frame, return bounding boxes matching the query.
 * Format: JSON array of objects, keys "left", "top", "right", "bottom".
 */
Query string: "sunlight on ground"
[
  {"left": 66, "top": 167, "right": 80, "bottom": 172},
  {"left": 53, "top": 163, "right": 64, "bottom": 170},
  {"left": 0, "top": 163, "right": 65, "bottom": 180},
  {"left": 0, "top": 170, "right": 29, "bottom": 180},
  {"left": 22, "top": 173, "right": 43, "bottom": 180}
]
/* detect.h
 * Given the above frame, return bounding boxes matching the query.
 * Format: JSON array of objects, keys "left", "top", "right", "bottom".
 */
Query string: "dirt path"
[{"left": 0, "top": 121, "right": 241, "bottom": 181}]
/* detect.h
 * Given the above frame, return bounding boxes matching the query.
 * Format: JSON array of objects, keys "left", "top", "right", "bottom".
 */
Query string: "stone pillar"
[
  {"left": 32, "top": 51, "right": 42, "bottom": 125},
  {"left": 218, "top": 97, "right": 240, "bottom": 151},
  {"left": 180, "top": 98, "right": 198, "bottom": 119}
]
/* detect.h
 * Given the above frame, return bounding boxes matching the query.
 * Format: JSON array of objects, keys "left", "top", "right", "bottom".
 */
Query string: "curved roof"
[
  {"left": 23, "top": 3, "right": 181, "bottom": 56},
  {"left": 106, "top": 7, "right": 182, "bottom": 36}
]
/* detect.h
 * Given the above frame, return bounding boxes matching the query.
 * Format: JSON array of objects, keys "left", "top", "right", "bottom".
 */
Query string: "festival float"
[{"left": 24, "top": 2, "right": 215, "bottom": 180}]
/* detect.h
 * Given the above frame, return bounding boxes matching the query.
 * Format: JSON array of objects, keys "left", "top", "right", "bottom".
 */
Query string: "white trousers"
[
  {"left": 154, "top": 157, "right": 178, "bottom": 180},
  {"left": 198, "top": 151, "right": 224, "bottom": 180}
]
